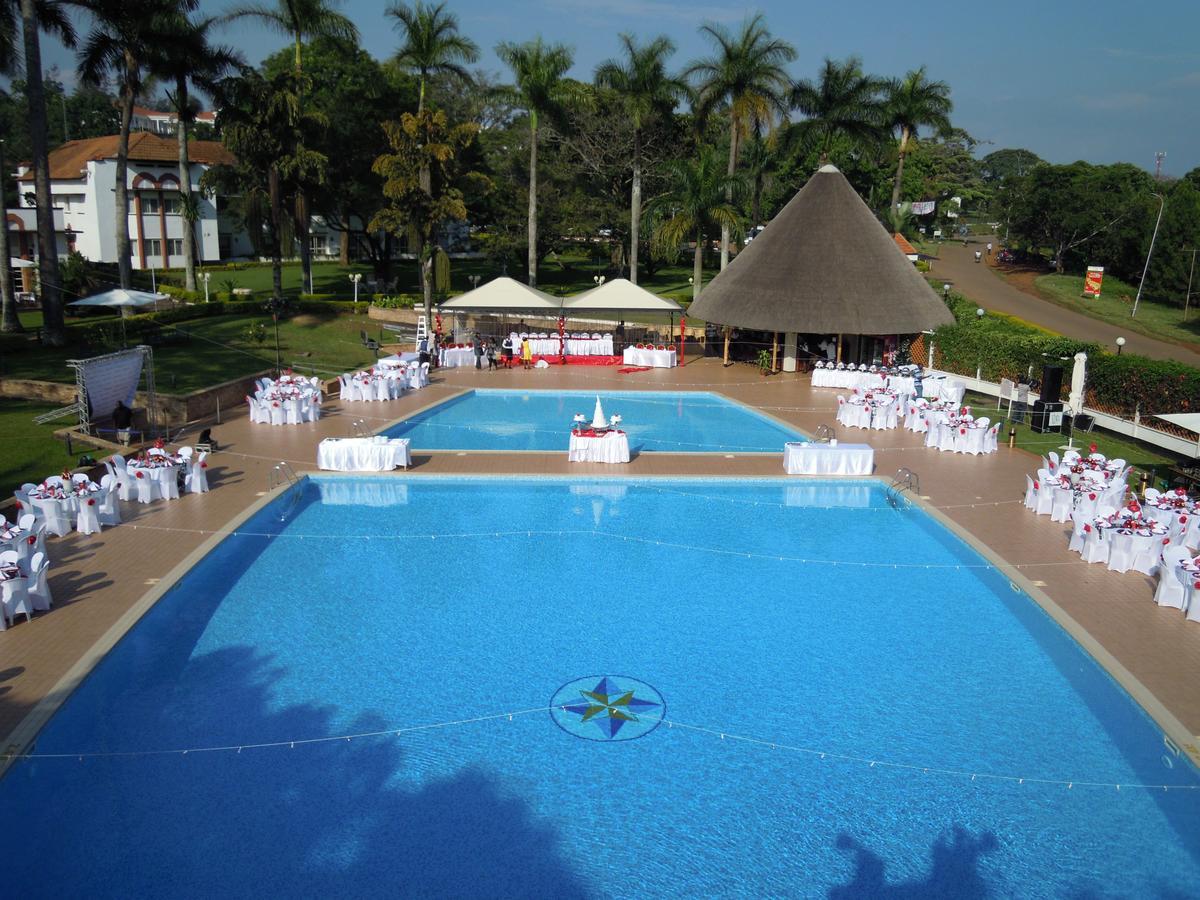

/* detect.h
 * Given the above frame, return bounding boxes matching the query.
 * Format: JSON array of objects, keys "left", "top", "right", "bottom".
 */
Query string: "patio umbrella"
[{"left": 70, "top": 288, "right": 168, "bottom": 345}]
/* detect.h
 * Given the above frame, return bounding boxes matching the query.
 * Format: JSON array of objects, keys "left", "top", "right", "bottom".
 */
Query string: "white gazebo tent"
[
  {"left": 1155, "top": 413, "right": 1200, "bottom": 459},
  {"left": 562, "top": 278, "right": 683, "bottom": 315},
  {"left": 437, "top": 276, "right": 561, "bottom": 312}
]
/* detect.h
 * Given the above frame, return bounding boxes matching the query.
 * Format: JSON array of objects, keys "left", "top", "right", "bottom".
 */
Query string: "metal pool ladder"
[
  {"left": 267, "top": 461, "right": 302, "bottom": 521},
  {"left": 351, "top": 419, "right": 372, "bottom": 437},
  {"left": 813, "top": 423, "right": 835, "bottom": 443},
  {"left": 887, "top": 467, "right": 920, "bottom": 510}
]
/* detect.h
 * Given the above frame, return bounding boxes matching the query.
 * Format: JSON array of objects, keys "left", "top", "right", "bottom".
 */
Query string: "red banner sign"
[{"left": 1083, "top": 266, "right": 1104, "bottom": 298}]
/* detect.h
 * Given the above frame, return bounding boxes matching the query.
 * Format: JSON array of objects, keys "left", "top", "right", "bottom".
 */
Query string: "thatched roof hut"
[{"left": 688, "top": 165, "right": 954, "bottom": 335}]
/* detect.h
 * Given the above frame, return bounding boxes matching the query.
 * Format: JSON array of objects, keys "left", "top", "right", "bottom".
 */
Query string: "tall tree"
[
  {"left": 788, "top": 56, "right": 885, "bottom": 166},
  {"left": 594, "top": 33, "right": 687, "bottom": 285},
  {"left": 495, "top": 36, "right": 575, "bottom": 288},
  {"left": 685, "top": 14, "right": 794, "bottom": 270},
  {"left": 148, "top": 13, "right": 240, "bottom": 292},
  {"left": 75, "top": 0, "right": 196, "bottom": 289},
  {"left": 387, "top": 0, "right": 477, "bottom": 323},
  {"left": 370, "top": 108, "right": 486, "bottom": 310},
  {"left": 17, "top": 0, "right": 75, "bottom": 342},
  {"left": 223, "top": 0, "right": 357, "bottom": 292},
  {"left": 646, "top": 145, "right": 741, "bottom": 302},
  {"left": 386, "top": 0, "right": 477, "bottom": 114},
  {"left": 884, "top": 65, "right": 953, "bottom": 212}
]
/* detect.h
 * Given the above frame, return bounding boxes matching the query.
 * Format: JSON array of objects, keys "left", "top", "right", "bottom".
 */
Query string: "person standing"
[
  {"left": 501, "top": 333, "right": 513, "bottom": 367},
  {"left": 486, "top": 341, "right": 499, "bottom": 370},
  {"left": 473, "top": 332, "right": 484, "bottom": 369},
  {"left": 986, "top": 241, "right": 993, "bottom": 256},
  {"left": 521, "top": 336, "right": 533, "bottom": 369}
]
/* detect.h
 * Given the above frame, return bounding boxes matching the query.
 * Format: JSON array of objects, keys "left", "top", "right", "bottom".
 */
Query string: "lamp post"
[
  {"left": 1183, "top": 247, "right": 1197, "bottom": 322},
  {"left": 201, "top": 271, "right": 210, "bottom": 303},
  {"left": 1115, "top": 336, "right": 1126, "bottom": 355},
  {"left": 943, "top": 283, "right": 951, "bottom": 301},
  {"left": 265, "top": 296, "right": 287, "bottom": 375},
  {"left": 975, "top": 308, "right": 985, "bottom": 381},
  {"left": 349, "top": 272, "right": 361, "bottom": 307},
  {"left": 1132, "top": 192, "right": 1165, "bottom": 318},
  {"left": 593, "top": 274, "right": 605, "bottom": 287}
]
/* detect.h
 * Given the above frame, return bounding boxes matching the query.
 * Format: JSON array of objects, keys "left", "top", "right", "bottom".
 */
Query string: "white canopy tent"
[
  {"left": 10, "top": 257, "right": 36, "bottom": 268},
  {"left": 1155, "top": 413, "right": 1200, "bottom": 458},
  {"left": 437, "top": 277, "right": 561, "bottom": 311},
  {"left": 562, "top": 278, "right": 683, "bottom": 313},
  {"left": 69, "top": 288, "right": 170, "bottom": 345}
]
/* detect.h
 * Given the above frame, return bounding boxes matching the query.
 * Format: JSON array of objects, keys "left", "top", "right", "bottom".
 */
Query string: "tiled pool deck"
[{"left": 2, "top": 359, "right": 1198, "bottom": 766}]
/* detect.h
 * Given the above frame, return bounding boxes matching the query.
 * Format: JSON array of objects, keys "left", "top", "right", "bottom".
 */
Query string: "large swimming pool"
[
  {"left": 382, "top": 389, "right": 803, "bottom": 451},
  {"left": 2, "top": 477, "right": 1197, "bottom": 896}
]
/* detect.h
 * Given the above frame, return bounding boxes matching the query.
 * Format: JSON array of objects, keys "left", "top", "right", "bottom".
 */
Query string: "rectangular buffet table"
[
  {"left": 317, "top": 437, "right": 412, "bottom": 472},
  {"left": 622, "top": 346, "right": 676, "bottom": 368},
  {"left": 568, "top": 431, "right": 631, "bottom": 464},
  {"left": 783, "top": 442, "right": 874, "bottom": 476}
]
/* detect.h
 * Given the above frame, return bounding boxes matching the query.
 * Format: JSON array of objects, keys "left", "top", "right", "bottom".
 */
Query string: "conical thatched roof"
[{"left": 688, "top": 165, "right": 955, "bottom": 335}]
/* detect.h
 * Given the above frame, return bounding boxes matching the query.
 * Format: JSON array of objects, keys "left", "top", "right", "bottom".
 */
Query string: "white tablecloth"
[
  {"left": 441, "top": 347, "right": 480, "bottom": 368},
  {"left": 783, "top": 442, "right": 874, "bottom": 475},
  {"left": 568, "top": 432, "right": 631, "bottom": 464},
  {"left": 811, "top": 368, "right": 917, "bottom": 394},
  {"left": 317, "top": 438, "right": 412, "bottom": 472},
  {"left": 622, "top": 346, "right": 676, "bottom": 368}
]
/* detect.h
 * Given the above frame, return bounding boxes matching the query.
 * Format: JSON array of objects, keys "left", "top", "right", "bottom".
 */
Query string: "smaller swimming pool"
[{"left": 382, "top": 389, "right": 804, "bottom": 452}]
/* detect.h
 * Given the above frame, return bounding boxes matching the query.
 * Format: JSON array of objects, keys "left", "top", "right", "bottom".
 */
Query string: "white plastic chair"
[
  {"left": 1155, "top": 547, "right": 1190, "bottom": 609},
  {"left": 187, "top": 452, "right": 210, "bottom": 494},
  {"left": 27, "top": 551, "right": 51, "bottom": 612}
]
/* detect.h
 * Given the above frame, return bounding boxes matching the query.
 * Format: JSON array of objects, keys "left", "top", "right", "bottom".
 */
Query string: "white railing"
[{"left": 925, "top": 368, "right": 1200, "bottom": 459}]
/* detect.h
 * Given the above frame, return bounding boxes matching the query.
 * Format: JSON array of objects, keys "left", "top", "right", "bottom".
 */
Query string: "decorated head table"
[{"left": 568, "top": 398, "right": 630, "bottom": 464}]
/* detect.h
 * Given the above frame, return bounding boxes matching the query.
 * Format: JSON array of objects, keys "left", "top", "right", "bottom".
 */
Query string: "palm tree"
[
  {"left": 646, "top": 145, "right": 741, "bottom": 303},
  {"left": 13, "top": 0, "right": 75, "bottom": 342},
  {"left": 495, "top": 37, "right": 574, "bottom": 288},
  {"left": 789, "top": 56, "right": 885, "bottom": 166},
  {"left": 224, "top": 0, "right": 357, "bottom": 292},
  {"left": 148, "top": 13, "right": 240, "bottom": 293},
  {"left": 387, "top": 1, "right": 478, "bottom": 114},
  {"left": 684, "top": 14, "right": 794, "bottom": 270},
  {"left": 884, "top": 66, "right": 953, "bottom": 212},
  {"left": 595, "top": 33, "right": 687, "bottom": 286},
  {"left": 76, "top": 0, "right": 196, "bottom": 290}
]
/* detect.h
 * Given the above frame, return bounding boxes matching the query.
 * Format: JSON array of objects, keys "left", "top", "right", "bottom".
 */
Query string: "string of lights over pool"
[
  {"left": 4, "top": 705, "right": 1193, "bottom": 795},
  {"left": 114, "top": 522, "right": 1088, "bottom": 571}
]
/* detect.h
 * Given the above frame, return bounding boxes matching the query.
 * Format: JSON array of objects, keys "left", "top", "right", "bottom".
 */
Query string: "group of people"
[{"left": 418, "top": 333, "right": 537, "bottom": 370}]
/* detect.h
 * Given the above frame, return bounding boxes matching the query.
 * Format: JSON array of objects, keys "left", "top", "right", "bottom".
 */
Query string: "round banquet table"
[
  {"left": 567, "top": 431, "right": 630, "bottom": 464},
  {"left": 126, "top": 458, "right": 183, "bottom": 495}
]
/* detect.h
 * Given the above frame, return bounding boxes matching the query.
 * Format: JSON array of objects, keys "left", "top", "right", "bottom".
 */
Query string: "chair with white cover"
[
  {"left": 1073, "top": 490, "right": 1101, "bottom": 524},
  {"left": 1155, "top": 546, "right": 1191, "bottom": 609},
  {"left": 76, "top": 492, "right": 102, "bottom": 535},
  {"left": 1047, "top": 451, "right": 1060, "bottom": 475},
  {"left": 985, "top": 424, "right": 1000, "bottom": 454},
  {"left": 1169, "top": 513, "right": 1192, "bottom": 545},
  {"left": 109, "top": 455, "right": 134, "bottom": 502},
  {"left": 924, "top": 420, "right": 940, "bottom": 449},
  {"left": 98, "top": 475, "right": 121, "bottom": 525},
  {"left": 35, "top": 498, "right": 72, "bottom": 538},
  {"left": 1050, "top": 486, "right": 1074, "bottom": 523},
  {"left": 27, "top": 550, "right": 51, "bottom": 612},
  {"left": 14, "top": 485, "right": 37, "bottom": 522},
  {"left": 178, "top": 446, "right": 194, "bottom": 461},
  {"left": 285, "top": 397, "right": 303, "bottom": 425},
  {"left": 245, "top": 395, "right": 264, "bottom": 424},
  {"left": 187, "top": 452, "right": 210, "bottom": 493},
  {"left": 937, "top": 423, "right": 959, "bottom": 453},
  {"left": 1061, "top": 449, "right": 1081, "bottom": 465},
  {"left": 1106, "top": 530, "right": 1139, "bottom": 574},
  {"left": 1184, "top": 569, "right": 1200, "bottom": 623},
  {"left": 1034, "top": 471, "right": 1056, "bottom": 516},
  {"left": 1132, "top": 534, "right": 1167, "bottom": 577},
  {"left": 1143, "top": 488, "right": 1161, "bottom": 503},
  {"left": 1023, "top": 474, "right": 1038, "bottom": 510},
  {"left": 882, "top": 401, "right": 900, "bottom": 430},
  {"left": 419, "top": 362, "right": 430, "bottom": 387},
  {"left": 133, "top": 469, "right": 159, "bottom": 504},
  {"left": 267, "top": 401, "right": 287, "bottom": 426},
  {"left": 1081, "top": 522, "right": 1110, "bottom": 564},
  {"left": 0, "top": 575, "right": 33, "bottom": 629},
  {"left": 835, "top": 396, "right": 849, "bottom": 426},
  {"left": 1068, "top": 516, "right": 1090, "bottom": 554},
  {"left": 963, "top": 425, "right": 989, "bottom": 455},
  {"left": 158, "top": 465, "right": 180, "bottom": 501}
]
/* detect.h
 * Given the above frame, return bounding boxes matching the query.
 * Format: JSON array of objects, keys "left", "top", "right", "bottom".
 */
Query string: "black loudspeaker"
[
  {"left": 1041, "top": 365, "right": 1063, "bottom": 403},
  {"left": 1030, "top": 401, "right": 1064, "bottom": 434}
]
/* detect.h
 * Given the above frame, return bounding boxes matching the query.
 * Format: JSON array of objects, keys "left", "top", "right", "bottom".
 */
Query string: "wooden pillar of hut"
[
  {"left": 836, "top": 334, "right": 843, "bottom": 363},
  {"left": 722, "top": 326, "right": 731, "bottom": 365},
  {"left": 782, "top": 333, "right": 797, "bottom": 372},
  {"left": 771, "top": 332, "right": 778, "bottom": 371}
]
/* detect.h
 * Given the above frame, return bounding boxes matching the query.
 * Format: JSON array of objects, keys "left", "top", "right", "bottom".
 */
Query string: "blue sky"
[{"left": 33, "top": 0, "right": 1200, "bottom": 174}]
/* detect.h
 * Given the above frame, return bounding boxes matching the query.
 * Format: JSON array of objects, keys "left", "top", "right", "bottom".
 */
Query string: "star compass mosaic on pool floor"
[{"left": 549, "top": 676, "right": 666, "bottom": 742}]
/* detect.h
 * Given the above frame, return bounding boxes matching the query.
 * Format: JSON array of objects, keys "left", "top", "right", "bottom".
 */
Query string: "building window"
[
  {"left": 133, "top": 195, "right": 161, "bottom": 215},
  {"left": 163, "top": 194, "right": 182, "bottom": 215},
  {"left": 167, "top": 239, "right": 183, "bottom": 257},
  {"left": 144, "top": 238, "right": 161, "bottom": 258}
]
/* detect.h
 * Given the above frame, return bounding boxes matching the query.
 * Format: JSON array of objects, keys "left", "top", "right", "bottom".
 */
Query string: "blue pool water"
[
  {"left": 2, "top": 477, "right": 1198, "bottom": 897},
  {"left": 382, "top": 389, "right": 803, "bottom": 451}
]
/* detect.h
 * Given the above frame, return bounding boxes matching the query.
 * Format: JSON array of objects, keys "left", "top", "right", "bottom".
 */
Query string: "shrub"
[{"left": 371, "top": 294, "right": 422, "bottom": 310}]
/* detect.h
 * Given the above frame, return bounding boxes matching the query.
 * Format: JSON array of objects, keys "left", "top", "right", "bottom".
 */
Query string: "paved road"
[{"left": 928, "top": 240, "right": 1200, "bottom": 368}]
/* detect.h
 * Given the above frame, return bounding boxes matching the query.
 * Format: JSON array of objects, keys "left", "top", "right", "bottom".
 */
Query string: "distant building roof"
[
  {"left": 133, "top": 105, "right": 216, "bottom": 123},
  {"left": 893, "top": 233, "right": 918, "bottom": 257},
  {"left": 19, "top": 133, "right": 234, "bottom": 181}
]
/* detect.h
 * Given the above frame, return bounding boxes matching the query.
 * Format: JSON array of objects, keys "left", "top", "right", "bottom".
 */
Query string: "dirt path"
[{"left": 927, "top": 239, "right": 1200, "bottom": 368}]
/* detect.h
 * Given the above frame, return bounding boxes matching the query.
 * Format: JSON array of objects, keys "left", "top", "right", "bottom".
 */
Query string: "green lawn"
[
  {"left": 1, "top": 308, "right": 389, "bottom": 393},
  {"left": 0, "top": 399, "right": 91, "bottom": 497},
  {"left": 184, "top": 250, "right": 701, "bottom": 301},
  {"left": 962, "top": 390, "right": 1183, "bottom": 485},
  {"left": 1025, "top": 272, "right": 1200, "bottom": 349}
]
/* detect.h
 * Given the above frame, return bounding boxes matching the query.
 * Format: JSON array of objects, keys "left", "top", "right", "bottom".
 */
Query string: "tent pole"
[
  {"left": 722, "top": 327, "right": 730, "bottom": 366},
  {"left": 836, "top": 334, "right": 842, "bottom": 364}
]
